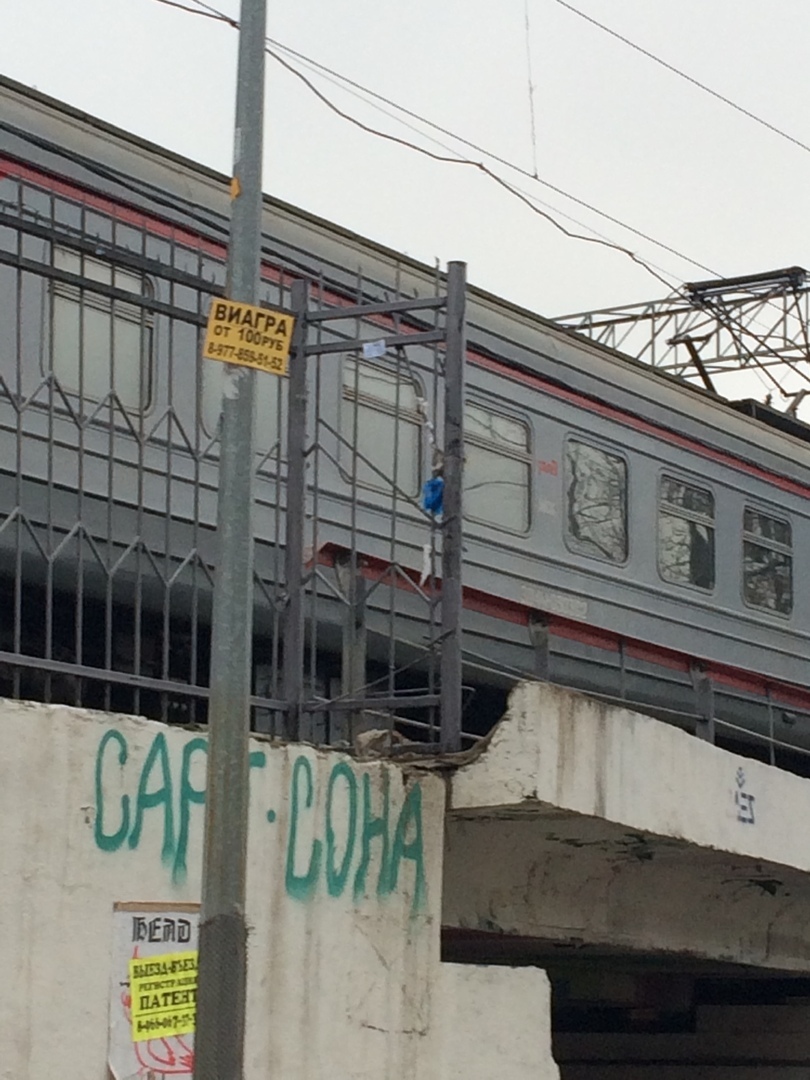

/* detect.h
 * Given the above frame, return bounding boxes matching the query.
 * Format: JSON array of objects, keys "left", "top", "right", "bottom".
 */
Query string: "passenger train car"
[{"left": 2, "top": 75, "right": 810, "bottom": 768}]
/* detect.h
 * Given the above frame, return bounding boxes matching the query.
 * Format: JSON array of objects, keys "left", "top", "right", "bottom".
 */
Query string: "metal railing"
[{"left": 0, "top": 165, "right": 466, "bottom": 748}]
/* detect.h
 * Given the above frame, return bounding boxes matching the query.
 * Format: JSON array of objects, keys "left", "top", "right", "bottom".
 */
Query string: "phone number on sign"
[{"left": 206, "top": 342, "right": 286, "bottom": 372}]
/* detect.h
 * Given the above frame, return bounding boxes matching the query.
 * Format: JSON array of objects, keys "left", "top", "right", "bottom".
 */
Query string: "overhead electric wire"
[
  {"left": 265, "top": 45, "right": 678, "bottom": 294},
  {"left": 145, "top": 0, "right": 798, "bottom": 400},
  {"left": 273, "top": 44, "right": 697, "bottom": 289},
  {"left": 273, "top": 42, "right": 710, "bottom": 279},
  {"left": 270, "top": 43, "right": 717, "bottom": 278},
  {"left": 556, "top": 0, "right": 810, "bottom": 158},
  {"left": 151, "top": 0, "right": 237, "bottom": 26},
  {"left": 166, "top": 0, "right": 793, "bottom": 401},
  {"left": 158, "top": 0, "right": 705, "bottom": 289},
  {"left": 263, "top": 39, "right": 690, "bottom": 287},
  {"left": 179, "top": 0, "right": 810, "bottom": 284},
  {"left": 185, "top": 0, "right": 238, "bottom": 22}
]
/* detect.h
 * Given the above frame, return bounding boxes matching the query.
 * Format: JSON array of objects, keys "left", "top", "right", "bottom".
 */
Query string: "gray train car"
[{"left": 2, "top": 75, "right": 810, "bottom": 764}]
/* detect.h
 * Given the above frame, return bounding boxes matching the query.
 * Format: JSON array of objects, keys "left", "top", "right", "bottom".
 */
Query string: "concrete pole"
[{"left": 195, "top": 1, "right": 266, "bottom": 1077}]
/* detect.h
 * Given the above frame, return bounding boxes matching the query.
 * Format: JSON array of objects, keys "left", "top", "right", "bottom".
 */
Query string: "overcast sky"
[{"left": 4, "top": 0, "right": 810, "bottom": 402}]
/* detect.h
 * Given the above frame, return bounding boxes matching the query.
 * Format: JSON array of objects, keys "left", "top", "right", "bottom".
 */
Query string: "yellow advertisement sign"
[
  {"left": 129, "top": 950, "right": 198, "bottom": 1043},
  {"left": 202, "top": 298, "right": 294, "bottom": 375}
]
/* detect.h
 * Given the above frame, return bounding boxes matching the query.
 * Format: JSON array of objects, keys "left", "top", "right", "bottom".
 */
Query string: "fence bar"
[
  {"left": 305, "top": 295, "right": 445, "bottom": 321},
  {"left": 283, "top": 279, "right": 309, "bottom": 739},
  {"left": 303, "top": 329, "right": 444, "bottom": 356},
  {"left": 440, "top": 261, "right": 466, "bottom": 751}
]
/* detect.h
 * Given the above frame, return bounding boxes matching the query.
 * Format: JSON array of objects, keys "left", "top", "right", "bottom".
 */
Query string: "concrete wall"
[
  {"left": 0, "top": 698, "right": 560, "bottom": 1080},
  {"left": 438, "top": 965, "right": 559, "bottom": 1080},
  {"left": 15, "top": 681, "right": 810, "bottom": 1079}
]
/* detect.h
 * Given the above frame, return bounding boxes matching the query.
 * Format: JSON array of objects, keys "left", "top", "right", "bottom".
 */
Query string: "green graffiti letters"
[
  {"left": 325, "top": 761, "right": 357, "bottom": 897},
  {"left": 354, "top": 771, "right": 390, "bottom": 901},
  {"left": 93, "top": 731, "right": 426, "bottom": 909},
  {"left": 128, "top": 733, "right": 175, "bottom": 865},
  {"left": 285, "top": 755, "right": 323, "bottom": 901},
  {"left": 385, "top": 784, "right": 426, "bottom": 910},
  {"left": 94, "top": 729, "right": 130, "bottom": 852},
  {"left": 174, "top": 737, "right": 207, "bottom": 884}
]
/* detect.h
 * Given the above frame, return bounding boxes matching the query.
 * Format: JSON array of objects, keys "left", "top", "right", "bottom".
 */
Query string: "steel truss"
[{"left": 557, "top": 267, "right": 810, "bottom": 402}]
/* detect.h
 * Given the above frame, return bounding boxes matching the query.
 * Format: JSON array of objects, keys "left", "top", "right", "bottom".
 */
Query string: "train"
[{"left": 2, "top": 73, "right": 810, "bottom": 770}]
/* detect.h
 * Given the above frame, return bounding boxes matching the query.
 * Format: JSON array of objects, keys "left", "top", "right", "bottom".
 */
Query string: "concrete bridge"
[
  {"left": 446, "top": 682, "right": 810, "bottom": 1077},
  {"left": 4, "top": 682, "right": 810, "bottom": 1077}
]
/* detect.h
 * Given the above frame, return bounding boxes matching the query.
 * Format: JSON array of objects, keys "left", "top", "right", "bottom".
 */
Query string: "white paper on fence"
[{"left": 361, "top": 339, "right": 387, "bottom": 359}]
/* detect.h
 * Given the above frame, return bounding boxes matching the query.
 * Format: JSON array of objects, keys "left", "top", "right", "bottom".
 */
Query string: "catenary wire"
[
  {"left": 267, "top": 40, "right": 808, "bottom": 405},
  {"left": 153, "top": 0, "right": 695, "bottom": 291},
  {"left": 151, "top": 0, "right": 237, "bottom": 26},
  {"left": 556, "top": 0, "right": 810, "bottom": 158},
  {"left": 265, "top": 39, "right": 782, "bottom": 398},
  {"left": 266, "top": 46, "right": 678, "bottom": 293},
  {"left": 267, "top": 36, "right": 717, "bottom": 275},
  {"left": 0, "top": 102, "right": 773, "bottom": 400},
  {"left": 176, "top": 4, "right": 810, "bottom": 409},
  {"left": 142, "top": 0, "right": 801, "bottom": 395},
  {"left": 151, "top": 0, "right": 786, "bottom": 396},
  {"left": 182, "top": 0, "right": 810, "bottom": 290},
  {"left": 177, "top": 0, "right": 790, "bottom": 296},
  {"left": 275, "top": 40, "right": 690, "bottom": 286}
]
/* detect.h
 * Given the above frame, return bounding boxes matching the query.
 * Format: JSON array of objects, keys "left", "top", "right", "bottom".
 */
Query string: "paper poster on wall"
[{"left": 108, "top": 902, "right": 199, "bottom": 1080}]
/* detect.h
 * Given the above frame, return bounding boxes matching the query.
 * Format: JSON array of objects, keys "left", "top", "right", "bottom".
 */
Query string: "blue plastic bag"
[{"left": 422, "top": 475, "right": 444, "bottom": 515}]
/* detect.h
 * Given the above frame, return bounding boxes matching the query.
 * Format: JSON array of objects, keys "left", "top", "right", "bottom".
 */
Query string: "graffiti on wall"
[
  {"left": 734, "top": 766, "right": 756, "bottom": 825},
  {"left": 94, "top": 731, "right": 426, "bottom": 910}
]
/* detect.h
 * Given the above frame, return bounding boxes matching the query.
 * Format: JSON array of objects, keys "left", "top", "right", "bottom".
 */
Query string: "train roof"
[{"left": 3, "top": 73, "right": 810, "bottom": 482}]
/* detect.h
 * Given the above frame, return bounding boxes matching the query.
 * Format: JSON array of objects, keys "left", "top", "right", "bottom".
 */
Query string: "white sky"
[{"left": 4, "top": 0, "right": 810, "bottom": 403}]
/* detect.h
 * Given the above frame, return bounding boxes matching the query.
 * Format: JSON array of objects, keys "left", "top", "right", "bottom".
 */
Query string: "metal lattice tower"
[{"left": 556, "top": 267, "right": 810, "bottom": 412}]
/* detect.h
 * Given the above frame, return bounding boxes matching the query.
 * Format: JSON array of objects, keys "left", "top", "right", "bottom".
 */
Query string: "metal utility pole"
[{"left": 195, "top": 1, "right": 266, "bottom": 1078}]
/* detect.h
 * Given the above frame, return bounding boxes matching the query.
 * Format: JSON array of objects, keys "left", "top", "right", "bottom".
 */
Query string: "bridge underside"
[{"left": 442, "top": 683, "right": 810, "bottom": 1077}]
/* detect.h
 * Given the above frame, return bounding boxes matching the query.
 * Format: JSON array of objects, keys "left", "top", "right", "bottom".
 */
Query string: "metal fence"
[
  {"left": 5, "top": 159, "right": 810, "bottom": 774},
  {"left": 0, "top": 164, "right": 465, "bottom": 748}
]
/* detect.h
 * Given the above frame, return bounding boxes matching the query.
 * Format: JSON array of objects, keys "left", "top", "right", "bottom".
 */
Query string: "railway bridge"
[
  {"left": 445, "top": 681, "right": 810, "bottom": 1078},
  {"left": 5, "top": 681, "right": 810, "bottom": 1078},
  {"left": 4, "top": 72, "right": 810, "bottom": 1079}
]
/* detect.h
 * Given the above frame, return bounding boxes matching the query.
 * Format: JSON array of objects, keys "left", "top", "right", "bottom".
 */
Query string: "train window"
[
  {"left": 21, "top": 184, "right": 52, "bottom": 222},
  {"left": 84, "top": 211, "right": 113, "bottom": 245},
  {"left": 564, "top": 440, "right": 627, "bottom": 562},
  {"left": 464, "top": 403, "right": 531, "bottom": 532},
  {"left": 53, "top": 196, "right": 83, "bottom": 233},
  {"left": 113, "top": 222, "right": 145, "bottom": 257},
  {"left": 49, "top": 246, "right": 153, "bottom": 409},
  {"left": 340, "top": 357, "right": 421, "bottom": 497},
  {"left": 658, "top": 476, "right": 715, "bottom": 590},
  {"left": 743, "top": 508, "right": 793, "bottom": 615}
]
